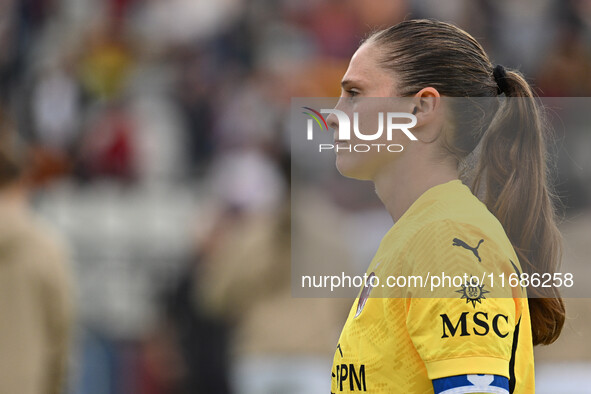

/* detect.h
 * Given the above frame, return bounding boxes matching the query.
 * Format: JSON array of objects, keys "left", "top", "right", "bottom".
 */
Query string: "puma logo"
[{"left": 452, "top": 238, "right": 484, "bottom": 262}]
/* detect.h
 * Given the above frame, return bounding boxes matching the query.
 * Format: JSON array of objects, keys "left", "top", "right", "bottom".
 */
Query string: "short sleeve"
[{"left": 401, "top": 220, "right": 521, "bottom": 380}]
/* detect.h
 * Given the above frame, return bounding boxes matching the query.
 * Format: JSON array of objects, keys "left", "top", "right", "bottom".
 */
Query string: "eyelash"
[{"left": 346, "top": 89, "right": 359, "bottom": 98}]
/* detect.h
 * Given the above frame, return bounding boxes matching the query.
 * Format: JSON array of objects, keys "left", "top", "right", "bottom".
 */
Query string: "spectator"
[{"left": 0, "top": 110, "right": 74, "bottom": 394}]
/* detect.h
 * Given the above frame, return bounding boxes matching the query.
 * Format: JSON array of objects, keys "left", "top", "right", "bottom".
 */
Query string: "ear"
[{"left": 411, "top": 87, "right": 440, "bottom": 126}]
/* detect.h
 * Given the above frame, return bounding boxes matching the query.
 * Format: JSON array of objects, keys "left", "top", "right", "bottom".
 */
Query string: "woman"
[{"left": 327, "top": 19, "right": 564, "bottom": 393}]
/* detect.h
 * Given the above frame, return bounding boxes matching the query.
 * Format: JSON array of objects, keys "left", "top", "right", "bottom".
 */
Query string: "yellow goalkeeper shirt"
[{"left": 330, "top": 179, "right": 534, "bottom": 393}]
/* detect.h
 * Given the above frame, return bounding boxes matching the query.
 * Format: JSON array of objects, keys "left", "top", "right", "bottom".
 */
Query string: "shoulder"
[
  {"left": 26, "top": 213, "right": 70, "bottom": 264},
  {"left": 405, "top": 219, "right": 496, "bottom": 256},
  {"left": 406, "top": 207, "right": 516, "bottom": 257},
  {"left": 401, "top": 218, "right": 519, "bottom": 292},
  {"left": 16, "top": 212, "right": 71, "bottom": 288}
]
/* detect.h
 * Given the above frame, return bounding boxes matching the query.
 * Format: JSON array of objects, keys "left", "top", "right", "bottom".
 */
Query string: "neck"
[
  {"left": 373, "top": 157, "right": 457, "bottom": 222},
  {"left": 0, "top": 182, "right": 28, "bottom": 210}
]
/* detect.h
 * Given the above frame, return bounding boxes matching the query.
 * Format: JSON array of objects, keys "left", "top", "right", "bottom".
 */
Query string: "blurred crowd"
[{"left": 0, "top": 0, "right": 590, "bottom": 393}]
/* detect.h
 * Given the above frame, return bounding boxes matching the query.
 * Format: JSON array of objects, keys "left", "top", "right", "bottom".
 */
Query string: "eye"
[{"left": 345, "top": 89, "right": 359, "bottom": 99}]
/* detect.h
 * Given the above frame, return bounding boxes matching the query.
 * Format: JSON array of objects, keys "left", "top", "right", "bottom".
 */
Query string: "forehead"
[{"left": 342, "top": 43, "right": 392, "bottom": 86}]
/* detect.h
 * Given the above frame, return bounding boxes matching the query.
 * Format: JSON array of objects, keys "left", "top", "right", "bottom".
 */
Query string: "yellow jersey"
[{"left": 331, "top": 180, "right": 534, "bottom": 393}]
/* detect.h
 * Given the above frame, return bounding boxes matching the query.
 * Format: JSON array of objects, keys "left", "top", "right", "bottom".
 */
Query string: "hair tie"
[{"left": 493, "top": 64, "right": 509, "bottom": 95}]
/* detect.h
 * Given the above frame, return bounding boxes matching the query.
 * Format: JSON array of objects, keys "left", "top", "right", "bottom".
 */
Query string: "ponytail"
[{"left": 472, "top": 70, "right": 565, "bottom": 345}]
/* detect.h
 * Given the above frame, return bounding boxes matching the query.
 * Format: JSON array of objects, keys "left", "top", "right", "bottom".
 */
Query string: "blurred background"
[{"left": 0, "top": 0, "right": 590, "bottom": 393}]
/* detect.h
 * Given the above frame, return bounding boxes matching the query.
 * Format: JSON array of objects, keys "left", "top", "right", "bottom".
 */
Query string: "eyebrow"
[{"left": 341, "top": 79, "right": 362, "bottom": 89}]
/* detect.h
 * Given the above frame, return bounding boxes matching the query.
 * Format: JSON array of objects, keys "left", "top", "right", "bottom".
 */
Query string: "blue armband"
[{"left": 432, "top": 374, "right": 509, "bottom": 394}]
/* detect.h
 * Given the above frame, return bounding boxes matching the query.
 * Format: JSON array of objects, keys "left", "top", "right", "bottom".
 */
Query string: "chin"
[{"left": 335, "top": 154, "right": 373, "bottom": 181}]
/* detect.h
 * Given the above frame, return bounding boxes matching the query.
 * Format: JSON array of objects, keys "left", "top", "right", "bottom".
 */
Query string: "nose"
[
  {"left": 326, "top": 97, "right": 345, "bottom": 132},
  {"left": 326, "top": 112, "right": 339, "bottom": 132}
]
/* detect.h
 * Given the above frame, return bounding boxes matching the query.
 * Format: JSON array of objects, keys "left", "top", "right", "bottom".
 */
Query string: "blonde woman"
[{"left": 328, "top": 19, "right": 564, "bottom": 393}]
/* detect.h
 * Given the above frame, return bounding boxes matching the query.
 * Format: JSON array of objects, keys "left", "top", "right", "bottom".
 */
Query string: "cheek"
[
  {"left": 351, "top": 111, "right": 384, "bottom": 143},
  {"left": 354, "top": 111, "right": 415, "bottom": 150},
  {"left": 335, "top": 141, "right": 400, "bottom": 180}
]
